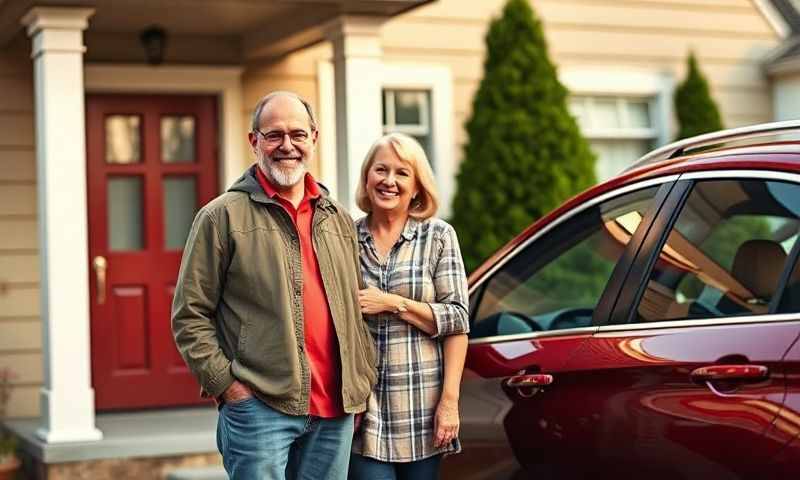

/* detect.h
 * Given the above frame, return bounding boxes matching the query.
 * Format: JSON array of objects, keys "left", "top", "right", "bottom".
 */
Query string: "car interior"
[
  {"left": 469, "top": 186, "right": 658, "bottom": 338},
  {"left": 636, "top": 179, "right": 800, "bottom": 323}
]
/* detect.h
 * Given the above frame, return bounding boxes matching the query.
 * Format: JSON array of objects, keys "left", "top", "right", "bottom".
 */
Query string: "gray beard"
[{"left": 263, "top": 159, "right": 306, "bottom": 188}]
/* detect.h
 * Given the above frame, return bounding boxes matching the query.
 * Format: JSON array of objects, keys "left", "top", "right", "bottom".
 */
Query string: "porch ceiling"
[{"left": 1, "top": 0, "right": 432, "bottom": 60}]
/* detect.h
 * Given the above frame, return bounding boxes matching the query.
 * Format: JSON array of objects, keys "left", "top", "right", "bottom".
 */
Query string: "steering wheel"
[
  {"left": 548, "top": 308, "right": 594, "bottom": 331},
  {"left": 495, "top": 311, "right": 543, "bottom": 333},
  {"left": 471, "top": 310, "right": 542, "bottom": 338}
]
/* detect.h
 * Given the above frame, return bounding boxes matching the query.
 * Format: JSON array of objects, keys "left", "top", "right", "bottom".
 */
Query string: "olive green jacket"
[{"left": 171, "top": 166, "right": 377, "bottom": 415}]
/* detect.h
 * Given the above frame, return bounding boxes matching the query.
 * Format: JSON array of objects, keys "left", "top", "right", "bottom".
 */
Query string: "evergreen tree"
[
  {"left": 674, "top": 53, "right": 724, "bottom": 140},
  {"left": 450, "top": 0, "right": 596, "bottom": 272}
]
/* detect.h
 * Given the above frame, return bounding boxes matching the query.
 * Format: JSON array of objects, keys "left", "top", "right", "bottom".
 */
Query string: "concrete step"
[{"left": 166, "top": 466, "right": 228, "bottom": 480}]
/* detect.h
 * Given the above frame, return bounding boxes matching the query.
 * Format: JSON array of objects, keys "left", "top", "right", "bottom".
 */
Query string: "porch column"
[
  {"left": 21, "top": 7, "right": 102, "bottom": 443},
  {"left": 324, "top": 16, "right": 384, "bottom": 212}
]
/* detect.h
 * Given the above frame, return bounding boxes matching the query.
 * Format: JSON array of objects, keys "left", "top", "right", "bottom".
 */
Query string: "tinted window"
[
  {"left": 636, "top": 179, "right": 800, "bottom": 323},
  {"left": 470, "top": 186, "right": 658, "bottom": 338}
]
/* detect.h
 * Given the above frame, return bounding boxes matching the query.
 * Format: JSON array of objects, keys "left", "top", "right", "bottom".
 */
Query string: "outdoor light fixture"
[{"left": 140, "top": 25, "right": 167, "bottom": 65}]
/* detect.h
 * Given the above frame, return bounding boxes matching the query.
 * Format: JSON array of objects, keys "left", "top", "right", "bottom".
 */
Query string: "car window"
[
  {"left": 635, "top": 179, "right": 800, "bottom": 323},
  {"left": 470, "top": 186, "right": 659, "bottom": 338}
]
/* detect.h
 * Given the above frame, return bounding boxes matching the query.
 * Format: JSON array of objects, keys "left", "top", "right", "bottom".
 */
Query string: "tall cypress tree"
[
  {"left": 450, "top": 0, "right": 596, "bottom": 273},
  {"left": 674, "top": 52, "right": 724, "bottom": 140}
]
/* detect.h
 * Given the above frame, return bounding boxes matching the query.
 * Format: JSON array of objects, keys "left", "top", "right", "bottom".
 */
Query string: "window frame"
[
  {"left": 560, "top": 68, "right": 674, "bottom": 181},
  {"left": 379, "top": 64, "right": 455, "bottom": 218},
  {"left": 467, "top": 175, "right": 679, "bottom": 345},
  {"left": 613, "top": 169, "right": 800, "bottom": 329}
]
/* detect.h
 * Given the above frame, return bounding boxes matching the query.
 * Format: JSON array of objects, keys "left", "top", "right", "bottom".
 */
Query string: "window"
[
  {"left": 569, "top": 95, "right": 658, "bottom": 181},
  {"left": 636, "top": 179, "right": 800, "bottom": 323},
  {"left": 470, "top": 186, "right": 659, "bottom": 339},
  {"left": 382, "top": 89, "right": 434, "bottom": 168}
]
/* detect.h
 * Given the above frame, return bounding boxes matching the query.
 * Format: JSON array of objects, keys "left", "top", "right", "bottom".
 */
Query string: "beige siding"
[
  {"left": 382, "top": 0, "right": 781, "bottom": 176},
  {"left": 0, "top": 41, "right": 40, "bottom": 419},
  {"left": 241, "top": 43, "right": 331, "bottom": 178}
]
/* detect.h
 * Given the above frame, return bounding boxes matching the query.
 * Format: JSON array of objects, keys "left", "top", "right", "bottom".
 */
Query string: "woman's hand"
[
  {"left": 358, "top": 286, "right": 393, "bottom": 315},
  {"left": 433, "top": 395, "right": 460, "bottom": 448}
]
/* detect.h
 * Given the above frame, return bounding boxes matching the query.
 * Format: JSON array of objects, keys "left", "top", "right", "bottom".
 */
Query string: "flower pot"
[{"left": 0, "top": 456, "right": 20, "bottom": 480}]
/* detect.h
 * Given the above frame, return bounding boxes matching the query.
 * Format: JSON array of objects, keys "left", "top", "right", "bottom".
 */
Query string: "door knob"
[{"left": 93, "top": 256, "right": 107, "bottom": 305}]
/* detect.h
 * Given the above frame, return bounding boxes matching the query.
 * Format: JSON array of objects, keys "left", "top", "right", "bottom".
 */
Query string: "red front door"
[{"left": 86, "top": 94, "right": 219, "bottom": 410}]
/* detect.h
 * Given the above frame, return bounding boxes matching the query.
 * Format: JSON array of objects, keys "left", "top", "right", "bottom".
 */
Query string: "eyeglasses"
[{"left": 254, "top": 129, "right": 312, "bottom": 147}]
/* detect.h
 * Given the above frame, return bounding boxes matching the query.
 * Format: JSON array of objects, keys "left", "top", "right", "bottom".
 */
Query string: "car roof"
[{"left": 468, "top": 121, "right": 800, "bottom": 286}]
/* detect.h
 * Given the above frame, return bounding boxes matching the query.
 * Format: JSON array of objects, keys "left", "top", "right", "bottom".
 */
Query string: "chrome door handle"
[
  {"left": 505, "top": 373, "right": 553, "bottom": 398},
  {"left": 690, "top": 364, "right": 768, "bottom": 382},
  {"left": 506, "top": 374, "right": 554, "bottom": 388},
  {"left": 93, "top": 256, "right": 107, "bottom": 305}
]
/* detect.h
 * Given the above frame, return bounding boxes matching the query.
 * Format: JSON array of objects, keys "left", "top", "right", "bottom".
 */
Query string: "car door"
[
  {"left": 442, "top": 177, "right": 674, "bottom": 480},
  {"left": 562, "top": 173, "right": 800, "bottom": 479},
  {"left": 762, "top": 255, "right": 800, "bottom": 477}
]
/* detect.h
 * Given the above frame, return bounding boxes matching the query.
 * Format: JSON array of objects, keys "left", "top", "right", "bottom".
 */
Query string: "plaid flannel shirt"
[{"left": 352, "top": 216, "right": 470, "bottom": 462}]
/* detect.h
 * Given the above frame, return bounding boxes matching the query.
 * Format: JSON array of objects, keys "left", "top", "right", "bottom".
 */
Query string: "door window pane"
[
  {"left": 471, "top": 186, "right": 659, "bottom": 338},
  {"left": 106, "top": 115, "right": 141, "bottom": 164},
  {"left": 164, "top": 177, "right": 197, "bottom": 249},
  {"left": 108, "top": 177, "right": 144, "bottom": 251},
  {"left": 636, "top": 180, "right": 800, "bottom": 323},
  {"left": 161, "top": 116, "right": 196, "bottom": 163}
]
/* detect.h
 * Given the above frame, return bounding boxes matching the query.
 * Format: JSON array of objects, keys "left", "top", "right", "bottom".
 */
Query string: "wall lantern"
[{"left": 140, "top": 25, "right": 168, "bottom": 65}]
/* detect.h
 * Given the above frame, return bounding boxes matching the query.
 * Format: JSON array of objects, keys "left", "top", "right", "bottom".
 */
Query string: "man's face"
[{"left": 248, "top": 95, "right": 318, "bottom": 189}]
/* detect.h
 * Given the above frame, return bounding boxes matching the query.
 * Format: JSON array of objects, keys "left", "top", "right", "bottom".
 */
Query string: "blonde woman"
[{"left": 349, "top": 133, "right": 470, "bottom": 480}]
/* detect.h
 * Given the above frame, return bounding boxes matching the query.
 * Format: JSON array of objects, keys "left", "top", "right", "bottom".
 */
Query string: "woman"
[{"left": 350, "top": 133, "right": 470, "bottom": 480}]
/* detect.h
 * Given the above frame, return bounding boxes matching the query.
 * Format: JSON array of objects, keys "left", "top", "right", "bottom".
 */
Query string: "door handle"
[
  {"left": 92, "top": 256, "right": 107, "bottom": 305},
  {"left": 690, "top": 364, "right": 769, "bottom": 382},
  {"left": 505, "top": 373, "right": 553, "bottom": 398},
  {"left": 506, "top": 373, "right": 554, "bottom": 388}
]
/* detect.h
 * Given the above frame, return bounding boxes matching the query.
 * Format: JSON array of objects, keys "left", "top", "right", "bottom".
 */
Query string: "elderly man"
[{"left": 172, "top": 91, "right": 376, "bottom": 480}]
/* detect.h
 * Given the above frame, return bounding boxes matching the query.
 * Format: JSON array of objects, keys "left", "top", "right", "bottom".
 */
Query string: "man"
[{"left": 172, "top": 91, "right": 377, "bottom": 480}]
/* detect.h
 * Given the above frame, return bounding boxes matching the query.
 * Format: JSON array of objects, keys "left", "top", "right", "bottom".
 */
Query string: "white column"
[
  {"left": 324, "top": 16, "right": 384, "bottom": 214},
  {"left": 21, "top": 7, "right": 102, "bottom": 443}
]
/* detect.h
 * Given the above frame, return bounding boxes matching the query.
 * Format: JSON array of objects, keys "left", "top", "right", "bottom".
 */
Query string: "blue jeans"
[
  {"left": 217, "top": 397, "right": 354, "bottom": 480},
  {"left": 348, "top": 453, "right": 442, "bottom": 480}
]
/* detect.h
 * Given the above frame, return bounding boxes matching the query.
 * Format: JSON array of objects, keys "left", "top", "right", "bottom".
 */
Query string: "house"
[{"left": 0, "top": 0, "right": 796, "bottom": 478}]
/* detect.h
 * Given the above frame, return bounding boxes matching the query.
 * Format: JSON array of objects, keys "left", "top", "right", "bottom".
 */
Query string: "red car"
[{"left": 442, "top": 121, "right": 800, "bottom": 479}]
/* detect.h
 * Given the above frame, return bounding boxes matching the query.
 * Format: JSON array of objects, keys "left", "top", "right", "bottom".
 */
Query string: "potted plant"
[{"left": 0, "top": 368, "right": 20, "bottom": 480}]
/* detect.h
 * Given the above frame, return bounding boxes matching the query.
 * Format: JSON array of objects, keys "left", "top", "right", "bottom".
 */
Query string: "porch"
[{"left": 0, "top": 0, "right": 432, "bottom": 477}]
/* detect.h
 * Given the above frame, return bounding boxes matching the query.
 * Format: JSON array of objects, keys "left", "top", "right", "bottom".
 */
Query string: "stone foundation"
[{"left": 19, "top": 452, "right": 222, "bottom": 480}]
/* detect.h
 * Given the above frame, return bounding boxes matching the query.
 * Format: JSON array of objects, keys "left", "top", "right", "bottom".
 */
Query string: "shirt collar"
[
  {"left": 357, "top": 215, "right": 419, "bottom": 243},
  {"left": 255, "top": 167, "right": 321, "bottom": 202}
]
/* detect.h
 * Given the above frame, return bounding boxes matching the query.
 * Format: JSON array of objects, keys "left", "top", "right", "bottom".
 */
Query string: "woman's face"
[{"left": 366, "top": 144, "right": 418, "bottom": 215}]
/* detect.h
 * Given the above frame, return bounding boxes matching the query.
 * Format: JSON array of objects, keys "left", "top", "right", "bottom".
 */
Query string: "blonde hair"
[{"left": 355, "top": 133, "right": 439, "bottom": 220}]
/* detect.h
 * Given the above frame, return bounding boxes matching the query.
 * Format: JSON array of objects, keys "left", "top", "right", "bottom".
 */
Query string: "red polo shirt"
[{"left": 255, "top": 167, "right": 344, "bottom": 418}]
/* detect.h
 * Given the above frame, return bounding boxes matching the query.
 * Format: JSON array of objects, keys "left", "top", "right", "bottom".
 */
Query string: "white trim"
[
  {"left": 379, "top": 63, "right": 455, "bottom": 218},
  {"left": 324, "top": 16, "right": 384, "bottom": 213},
  {"left": 754, "top": 0, "right": 792, "bottom": 39},
  {"left": 84, "top": 64, "right": 245, "bottom": 190},
  {"left": 21, "top": 5, "right": 103, "bottom": 444},
  {"left": 560, "top": 68, "right": 675, "bottom": 148},
  {"left": 317, "top": 60, "right": 338, "bottom": 198}
]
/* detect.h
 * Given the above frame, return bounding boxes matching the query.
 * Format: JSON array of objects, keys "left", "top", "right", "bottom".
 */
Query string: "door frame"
[
  {"left": 80, "top": 64, "right": 244, "bottom": 410},
  {"left": 85, "top": 64, "right": 244, "bottom": 192}
]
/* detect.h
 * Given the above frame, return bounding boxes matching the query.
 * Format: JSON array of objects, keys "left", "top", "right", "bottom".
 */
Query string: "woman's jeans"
[
  {"left": 217, "top": 397, "right": 354, "bottom": 480},
  {"left": 348, "top": 453, "right": 442, "bottom": 480}
]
